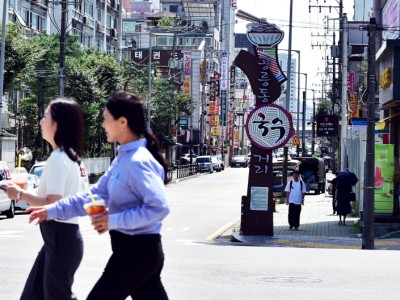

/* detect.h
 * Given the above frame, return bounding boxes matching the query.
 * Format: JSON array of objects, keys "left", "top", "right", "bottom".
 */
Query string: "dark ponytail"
[
  {"left": 143, "top": 130, "right": 171, "bottom": 184},
  {"left": 105, "top": 91, "right": 171, "bottom": 184}
]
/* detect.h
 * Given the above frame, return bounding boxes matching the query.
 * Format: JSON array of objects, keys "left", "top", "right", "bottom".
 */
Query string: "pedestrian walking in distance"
[
  {"left": 285, "top": 170, "right": 307, "bottom": 230},
  {"left": 28, "top": 91, "right": 170, "bottom": 300},
  {"left": 4, "top": 98, "right": 85, "bottom": 300}
]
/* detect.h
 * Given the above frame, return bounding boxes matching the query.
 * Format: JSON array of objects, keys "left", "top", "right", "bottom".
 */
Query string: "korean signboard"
[{"left": 316, "top": 115, "right": 338, "bottom": 137}]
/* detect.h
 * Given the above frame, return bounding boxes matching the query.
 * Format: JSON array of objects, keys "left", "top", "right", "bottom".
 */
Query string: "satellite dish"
[{"left": 18, "top": 147, "right": 33, "bottom": 162}]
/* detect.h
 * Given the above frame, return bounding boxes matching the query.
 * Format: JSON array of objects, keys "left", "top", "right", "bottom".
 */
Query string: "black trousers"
[
  {"left": 87, "top": 231, "right": 168, "bottom": 300},
  {"left": 288, "top": 203, "right": 302, "bottom": 228},
  {"left": 21, "top": 220, "right": 83, "bottom": 300}
]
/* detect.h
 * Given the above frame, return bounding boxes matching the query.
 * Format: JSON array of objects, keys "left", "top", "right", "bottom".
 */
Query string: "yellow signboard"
[
  {"left": 183, "top": 77, "right": 191, "bottom": 94},
  {"left": 211, "top": 126, "right": 219, "bottom": 136},
  {"left": 292, "top": 135, "right": 300, "bottom": 146}
]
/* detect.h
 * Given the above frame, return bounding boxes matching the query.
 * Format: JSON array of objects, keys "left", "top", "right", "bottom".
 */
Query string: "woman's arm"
[{"left": 4, "top": 182, "right": 62, "bottom": 206}]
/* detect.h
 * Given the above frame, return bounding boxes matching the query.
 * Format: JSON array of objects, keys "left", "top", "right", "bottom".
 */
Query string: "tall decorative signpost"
[{"left": 235, "top": 10, "right": 294, "bottom": 235}]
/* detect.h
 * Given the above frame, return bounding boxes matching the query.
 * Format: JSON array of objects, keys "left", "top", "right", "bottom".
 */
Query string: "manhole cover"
[{"left": 258, "top": 276, "right": 322, "bottom": 283}]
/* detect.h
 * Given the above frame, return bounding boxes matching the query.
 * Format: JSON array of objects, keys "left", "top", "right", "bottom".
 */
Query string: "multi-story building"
[
  {"left": 277, "top": 53, "right": 298, "bottom": 126},
  {"left": 5, "top": 0, "right": 121, "bottom": 52}
]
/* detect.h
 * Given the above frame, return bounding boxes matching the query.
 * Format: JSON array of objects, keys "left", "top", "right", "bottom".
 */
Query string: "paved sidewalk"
[{"left": 221, "top": 189, "right": 400, "bottom": 250}]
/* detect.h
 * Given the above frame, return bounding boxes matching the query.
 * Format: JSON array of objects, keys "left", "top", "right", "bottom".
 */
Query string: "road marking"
[
  {"left": 174, "top": 239, "right": 206, "bottom": 246},
  {"left": 206, "top": 217, "right": 240, "bottom": 242},
  {"left": 198, "top": 186, "right": 228, "bottom": 198},
  {"left": 165, "top": 227, "right": 190, "bottom": 232}
]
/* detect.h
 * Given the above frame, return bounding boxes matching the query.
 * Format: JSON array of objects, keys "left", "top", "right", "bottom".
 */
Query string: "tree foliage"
[
  {"left": 316, "top": 99, "right": 331, "bottom": 115},
  {"left": 4, "top": 30, "right": 191, "bottom": 162}
]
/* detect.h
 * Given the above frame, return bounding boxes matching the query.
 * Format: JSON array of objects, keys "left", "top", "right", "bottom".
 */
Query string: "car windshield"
[
  {"left": 31, "top": 166, "right": 44, "bottom": 177},
  {"left": 233, "top": 156, "right": 245, "bottom": 161},
  {"left": 196, "top": 157, "right": 210, "bottom": 163}
]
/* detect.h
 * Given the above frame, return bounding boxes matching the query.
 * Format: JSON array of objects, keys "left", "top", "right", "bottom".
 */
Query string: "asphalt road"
[{"left": 1, "top": 168, "right": 399, "bottom": 299}]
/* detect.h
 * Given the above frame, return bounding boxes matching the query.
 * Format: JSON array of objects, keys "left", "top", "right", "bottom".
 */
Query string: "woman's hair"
[
  {"left": 105, "top": 91, "right": 171, "bottom": 184},
  {"left": 49, "top": 98, "right": 84, "bottom": 164}
]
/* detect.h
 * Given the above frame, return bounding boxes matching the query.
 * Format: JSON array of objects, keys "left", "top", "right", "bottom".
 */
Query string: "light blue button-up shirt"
[{"left": 46, "top": 139, "right": 170, "bottom": 235}]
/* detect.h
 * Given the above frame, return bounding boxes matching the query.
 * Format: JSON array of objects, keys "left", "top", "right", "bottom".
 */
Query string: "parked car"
[
  {"left": 0, "top": 161, "right": 15, "bottom": 218},
  {"left": 293, "top": 156, "right": 327, "bottom": 194},
  {"left": 210, "top": 156, "right": 223, "bottom": 172},
  {"left": 195, "top": 156, "right": 215, "bottom": 173},
  {"left": 181, "top": 153, "right": 197, "bottom": 164},
  {"left": 15, "top": 174, "right": 39, "bottom": 211},
  {"left": 230, "top": 155, "right": 249, "bottom": 168},
  {"left": 29, "top": 161, "right": 89, "bottom": 192}
]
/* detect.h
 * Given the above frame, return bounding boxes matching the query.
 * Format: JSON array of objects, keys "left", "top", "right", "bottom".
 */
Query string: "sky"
[{"left": 235, "top": 0, "right": 355, "bottom": 100}]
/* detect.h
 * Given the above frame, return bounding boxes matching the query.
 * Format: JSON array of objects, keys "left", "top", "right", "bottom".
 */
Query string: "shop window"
[{"left": 169, "top": 5, "right": 178, "bottom": 13}]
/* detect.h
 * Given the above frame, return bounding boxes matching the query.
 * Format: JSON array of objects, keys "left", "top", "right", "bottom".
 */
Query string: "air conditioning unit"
[{"left": 96, "top": 21, "right": 101, "bottom": 31}]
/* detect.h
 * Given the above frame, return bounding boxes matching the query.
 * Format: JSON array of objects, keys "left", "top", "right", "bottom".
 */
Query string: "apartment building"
[{"left": 4, "top": 0, "right": 120, "bottom": 53}]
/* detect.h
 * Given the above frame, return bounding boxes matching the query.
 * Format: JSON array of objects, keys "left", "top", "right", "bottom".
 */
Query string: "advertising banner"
[
  {"left": 221, "top": 51, "right": 228, "bottom": 91},
  {"left": 183, "top": 77, "right": 191, "bottom": 94},
  {"left": 349, "top": 95, "right": 359, "bottom": 118},
  {"left": 382, "top": 0, "right": 400, "bottom": 40},
  {"left": 183, "top": 51, "right": 191, "bottom": 76},
  {"left": 374, "top": 144, "right": 394, "bottom": 214}
]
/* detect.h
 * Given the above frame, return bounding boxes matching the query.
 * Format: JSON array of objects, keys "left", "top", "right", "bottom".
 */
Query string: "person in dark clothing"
[
  {"left": 330, "top": 172, "right": 341, "bottom": 214},
  {"left": 335, "top": 169, "right": 358, "bottom": 225}
]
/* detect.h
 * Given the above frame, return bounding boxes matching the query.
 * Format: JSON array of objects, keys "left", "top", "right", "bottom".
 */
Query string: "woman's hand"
[
  {"left": 91, "top": 214, "right": 109, "bottom": 234},
  {"left": 3, "top": 182, "right": 22, "bottom": 200},
  {"left": 27, "top": 207, "right": 48, "bottom": 225}
]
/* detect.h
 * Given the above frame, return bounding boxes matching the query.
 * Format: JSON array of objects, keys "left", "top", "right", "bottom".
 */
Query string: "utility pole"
[
  {"left": 0, "top": 0, "right": 8, "bottom": 137},
  {"left": 361, "top": 17, "right": 379, "bottom": 250},
  {"left": 147, "top": 29, "right": 153, "bottom": 132},
  {"left": 339, "top": 13, "right": 348, "bottom": 170},
  {"left": 59, "top": 0, "right": 67, "bottom": 97},
  {"left": 312, "top": 97, "right": 316, "bottom": 155},
  {"left": 282, "top": 0, "right": 294, "bottom": 198}
]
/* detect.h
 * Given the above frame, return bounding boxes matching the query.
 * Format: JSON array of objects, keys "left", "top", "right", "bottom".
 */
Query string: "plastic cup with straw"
[
  {"left": 84, "top": 183, "right": 106, "bottom": 216},
  {"left": 12, "top": 154, "right": 28, "bottom": 189}
]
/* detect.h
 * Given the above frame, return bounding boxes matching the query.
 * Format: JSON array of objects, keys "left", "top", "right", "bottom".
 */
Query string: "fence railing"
[
  {"left": 83, "top": 158, "right": 202, "bottom": 182},
  {"left": 82, "top": 157, "right": 111, "bottom": 175},
  {"left": 168, "top": 163, "right": 200, "bottom": 180}
]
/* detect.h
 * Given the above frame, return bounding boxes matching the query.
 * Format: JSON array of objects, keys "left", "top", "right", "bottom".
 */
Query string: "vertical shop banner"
[
  {"left": 374, "top": 144, "right": 394, "bottom": 214},
  {"left": 183, "top": 77, "right": 191, "bottom": 94},
  {"left": 233, "top": 127, "right": 239, "bottom": 147},
  {"left": 220, "top": 90, "right": 227, "bottom": 125},
  {"left": 349, "top": 95, "right": 359, "bottom": 118},
  {"left": 183, "top": 52, "right": 191, "bottom": 76},
  {"left": 221, "top": 51, "right": 228, "bottom": 91}
]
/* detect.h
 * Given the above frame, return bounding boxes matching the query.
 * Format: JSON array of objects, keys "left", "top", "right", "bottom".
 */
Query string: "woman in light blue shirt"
[{"left": 28, "top": 91, "right": 170, "bottom": 300}]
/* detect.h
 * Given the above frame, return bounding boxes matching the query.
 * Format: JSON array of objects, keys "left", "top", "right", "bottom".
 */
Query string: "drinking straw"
[
  {"left": 18, "top": 154, "right": 22, "bottom": 174},
  {"left": 85, "top": 183, "right": 97, "bottom": 203}
]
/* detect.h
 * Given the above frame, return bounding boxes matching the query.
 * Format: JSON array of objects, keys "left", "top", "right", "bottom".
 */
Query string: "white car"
[
  {"left": 30, "top": 161, "right": 89, "bottom": 192},
  {"left": 0, "top": 161, "right": 15, "bottom": 218},
  {"left": 181, "top": 153, "right": 197, "bottom": 163},
  {"left": 15, "top": 174, "right": 39, "bottom": 211}
]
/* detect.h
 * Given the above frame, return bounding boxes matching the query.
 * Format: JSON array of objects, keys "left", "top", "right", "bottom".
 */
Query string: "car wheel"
[{"left": 5, "top": 200, "right": 15, "bottom": 219}]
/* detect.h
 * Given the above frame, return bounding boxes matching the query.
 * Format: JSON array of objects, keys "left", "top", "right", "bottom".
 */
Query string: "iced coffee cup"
[
  {"left": 11, "top": 167, "right": 28, "bottom": 190},
  {"left": 84, "top": 197, "right": 106, "bottom": 217}
]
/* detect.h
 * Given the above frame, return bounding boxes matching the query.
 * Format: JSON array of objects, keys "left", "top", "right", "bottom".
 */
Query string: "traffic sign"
[{"left": 292, "top": 135, "right": 300, "bottom": 146}]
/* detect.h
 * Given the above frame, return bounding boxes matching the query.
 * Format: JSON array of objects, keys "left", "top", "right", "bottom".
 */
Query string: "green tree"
[
  {"left": 1, "top": 22, "right": 43, "bottom": 92},
  {"left": 316, "top": 99, "right": 331, "bottom": 115},
  {"left": 157, "top": 17, "right": 174, "bottom": 27}
]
